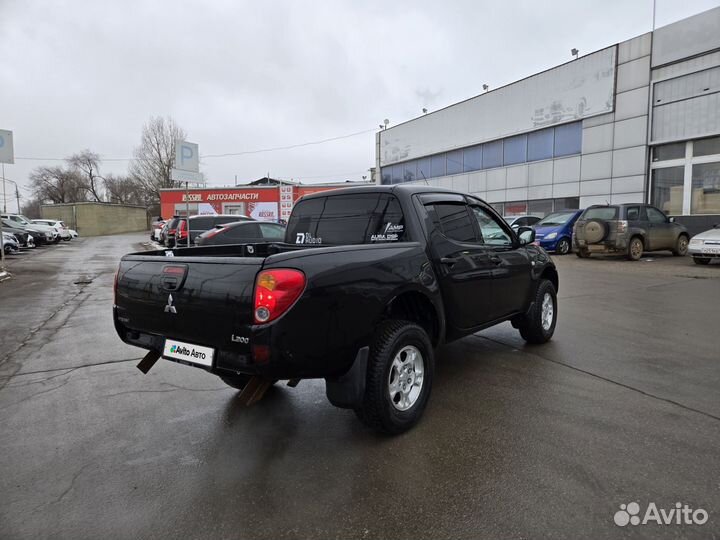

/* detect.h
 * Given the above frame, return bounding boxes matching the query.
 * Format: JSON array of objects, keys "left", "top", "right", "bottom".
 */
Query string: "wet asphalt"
[{"left": 0, "top": 234, "right": 719, "bottom": 539}]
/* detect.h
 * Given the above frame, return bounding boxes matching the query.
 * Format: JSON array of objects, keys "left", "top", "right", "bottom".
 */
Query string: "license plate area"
[
  {"left": 701, "top": 246, "right": 720, "bottom": 254},
  {"left": 163, "top": 339, "right": 214, "bottom": 367}
]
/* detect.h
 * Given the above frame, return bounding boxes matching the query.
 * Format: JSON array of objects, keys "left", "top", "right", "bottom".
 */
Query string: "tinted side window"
[
  {"left": 427, "top": 203, "right": 476, "bottom": 243},
  {"left": 646, "top": 207, "right": 667, "bottom": 224},
  {"left": 191, "top": 216, "right": 214, "bottom": 229},
  {"left": 214, "top": 216, "right": 245, "bottom": 226},
  {"left": 259, "top": 223, "right": 285, "bottom": 240},
  {"left": 225, "top": 223, "right": 261, "bottom": 240},
  {"left": 626, "top": 206, "right": 640, "bottom": 221},
  {"left": 470, "top": 206, "right": 512, "bottom": 246},
  {"left": 286, "top": 194, "right": 406, "bottom": 245}
]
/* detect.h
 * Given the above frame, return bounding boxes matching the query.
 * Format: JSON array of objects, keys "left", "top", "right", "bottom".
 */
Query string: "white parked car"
[
  {"left": 68, "top": 229, "right": 79, "bottom": 238},
  {"left": 504, "top": 215, "right": 542, "bottom": 230},
  {"left": 32, "top": 219, "right": 72, "bottom": 241},
  {"left": 688, "top": 225, "right": 720, "bottom": 265}
]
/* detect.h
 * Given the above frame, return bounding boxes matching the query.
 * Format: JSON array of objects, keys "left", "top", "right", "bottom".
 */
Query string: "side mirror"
[
  {"left": 517, "top": 226, "right": 536, "bottom": 245},
  {"left": 669, "top": 217, "right": 675, "bottom": 223}
]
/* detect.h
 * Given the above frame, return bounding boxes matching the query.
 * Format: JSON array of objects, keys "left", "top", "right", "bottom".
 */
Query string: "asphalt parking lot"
[{"left": 1, "top": 233, "right": 719, "bottom": 539}]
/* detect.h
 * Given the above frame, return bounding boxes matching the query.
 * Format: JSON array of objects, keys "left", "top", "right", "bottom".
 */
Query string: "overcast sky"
[{"left": 1, "top": 0, "right": 718, "bottom": 211}]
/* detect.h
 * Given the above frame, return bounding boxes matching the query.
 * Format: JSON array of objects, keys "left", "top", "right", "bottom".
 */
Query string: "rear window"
[
  {"left": 286, "top": 193, "right": 406, "bottom": 245},
  {"left": 583, "top": 207, "right": 618, "bottom": 220}
]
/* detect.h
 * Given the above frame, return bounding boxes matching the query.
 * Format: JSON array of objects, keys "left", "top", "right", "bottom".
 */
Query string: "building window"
[
  {"left": 554, "top": 122, "right": 582, "bottom": 157},
  {"left": 403, "top": 161, "right": 416, "bottom": 183},
  {"left": 528, "top": 199, "right": 553, "bottom": 217},
  {"left": 691, "top": 162, "right": 720, "bottom": 214},
  {"left": 653, "top": 142, "right": 685, "bottom": 161},
  {"left": 417, "top": 158, "right": 431, "bottom": 181},
  {"left": 463, "top": 146, "right": 482, "bottom": 172},
  {"left": 504, "top": 201, "right": 528, "bottom": 216},
  {"left": 527, "top": 128, "right": 554, "bottom": 161},
  {"left": 554, "top": 197, "right": 580, "bottom": 210},
  {"left": 381, "top": 168, "right": 391, "bottom": 185},
  {"left": 503, "top": 135, "right": 527, "bottom": 166},
  {"left": 431, "top": 155, "right": 446, "bottom": 177},
  {"left": 446, "top": 150, "right": 463, "bottom": 175},
  {"left": 652, "top": 166, "right": 684, "bottom": 215},
  {"left": 693, "top": 136, "right": 720, "bottom": 157},
  {"left": 483, "top": 140, "right": 503, "bottom": 169}
]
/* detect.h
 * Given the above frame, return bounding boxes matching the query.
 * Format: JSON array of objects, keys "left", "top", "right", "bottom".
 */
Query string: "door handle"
[
  {"left": 489, "top": 255, "right": 502, "bottom": 265},
  {"left": 440, "top": 256, "right": 461, "bottom": 265}
]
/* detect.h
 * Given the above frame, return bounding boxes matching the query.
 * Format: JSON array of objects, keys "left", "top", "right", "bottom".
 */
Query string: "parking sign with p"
[
  {"left": 0, "top": 129, "right": 14, "bottom": 164},
  {"left": 174, "top": 140, "right": 198, "bottom": 173}
]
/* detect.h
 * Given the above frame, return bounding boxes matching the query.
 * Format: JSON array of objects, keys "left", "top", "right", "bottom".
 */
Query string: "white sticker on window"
[{"left": 295, "top": 232, "right": 322, "bottom": 245}]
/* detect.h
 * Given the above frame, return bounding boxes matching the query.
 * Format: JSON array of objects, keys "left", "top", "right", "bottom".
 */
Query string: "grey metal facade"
[{"left": 378, "top": 7, "right": 720, "bottom": 233}]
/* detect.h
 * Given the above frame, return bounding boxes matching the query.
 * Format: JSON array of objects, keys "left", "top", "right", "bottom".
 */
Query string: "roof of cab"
[{"left": 297, "top": 184, "right": 461, "bottom": 201}]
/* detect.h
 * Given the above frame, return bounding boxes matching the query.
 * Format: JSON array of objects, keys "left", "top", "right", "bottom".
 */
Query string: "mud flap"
[
  {"left": 325, "top": 346, "right": 368, "bottom": 409},
  {"left": 236, "top": 377, "right": 274, "bottom": 407},
  {"left": 137, "top": 350, "right": 161, "bottom": 374}
]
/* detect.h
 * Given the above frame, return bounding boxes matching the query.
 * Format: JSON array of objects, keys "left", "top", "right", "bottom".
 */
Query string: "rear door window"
[
  {"left": 286, "top": 193, "right": 406, "bottom": 245},
  {"left": 583, "top": 207, "right": 619, "bottom": 220}
]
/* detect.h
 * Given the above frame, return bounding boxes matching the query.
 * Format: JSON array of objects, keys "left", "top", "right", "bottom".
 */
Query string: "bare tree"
[
  {"left": 20, "top": 198, "right": 42, "bottom": 219},
  {"left": 68, "top": 150, "right": 104, "bottom": 202},
  {"left": 128, "top": 116, "right": 187, "bottom": 205},
  {"left": 104, "top": 174, "right": 144, "bottom": 205},
  {"left": 29, "top": 166, "right": 86, "bottom": 204}
]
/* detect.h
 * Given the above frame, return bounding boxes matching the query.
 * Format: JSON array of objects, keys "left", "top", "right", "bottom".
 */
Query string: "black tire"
[
  {"left": 672, "top": 234, "right": 689, "bottom": 256},
  {"left": 627, "top": 236, "right": 644, "bottom": 261},
  {"left": 556, "top": 237, "right": 571, "bottom": 255},
  {"left": 576, "top": 247, "right": 591, "bottom": 258},
  {"left": 517, "top": 279, "right": 557, "bottom": 344},
  {"left": 693, "top": 257, "right": 711, "bottom": 265},
  {"left": 355, "top": 320, "right": 434, "bottom": 435}
]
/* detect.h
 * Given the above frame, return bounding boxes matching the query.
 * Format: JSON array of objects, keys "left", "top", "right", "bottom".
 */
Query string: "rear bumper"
[
  {"left": 573, "top": 237, "right": 628, "bottom": 253},
  {"left": 113, "top": 307, "right": 355, "bottom": 380}
]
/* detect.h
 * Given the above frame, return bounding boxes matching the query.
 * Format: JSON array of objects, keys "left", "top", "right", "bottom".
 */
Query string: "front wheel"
[
  {"left": 517, "top": 279, "right": 557, "bottom": 344},
  {"left": 673, "top": 235, "right": 689, "bottom": 256},
  {"left": 556, "top": 237, "right": 571, "bottom": 255},
  {"left": 355, "top": 321, "right": 434, "bottom": 435}
]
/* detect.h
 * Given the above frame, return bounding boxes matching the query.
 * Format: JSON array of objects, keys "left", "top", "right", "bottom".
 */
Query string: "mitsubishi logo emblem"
[{"left": 164, "top": 294, "right": 177, "bottom": 314}]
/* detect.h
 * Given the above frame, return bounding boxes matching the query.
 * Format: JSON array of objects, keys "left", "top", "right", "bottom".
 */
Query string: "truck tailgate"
[{"left": 114, "top": 254, "right": 263, "bottom": 350}]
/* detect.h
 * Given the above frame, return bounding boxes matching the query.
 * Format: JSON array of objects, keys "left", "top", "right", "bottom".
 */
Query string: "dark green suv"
[{"left": 573, "top": 204, "right": 689, "bottom": 261}]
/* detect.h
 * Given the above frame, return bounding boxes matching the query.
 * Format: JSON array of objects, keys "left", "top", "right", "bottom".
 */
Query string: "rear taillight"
[
  {"left": 253, "top": 269, "right": 306, "bottom": 324},
  {"left": 616, "top": 220, "right": 628, "bottom": 233},
  {"left": 177, "top": 220, "right": 187, "bottom": 239}
]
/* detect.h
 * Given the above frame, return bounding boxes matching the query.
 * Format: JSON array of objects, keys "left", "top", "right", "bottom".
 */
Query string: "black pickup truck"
[{"left": 114, "top": 185, "right": 559, "bottom": 434}]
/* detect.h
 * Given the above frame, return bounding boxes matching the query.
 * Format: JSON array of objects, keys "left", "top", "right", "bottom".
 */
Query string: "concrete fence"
[{"left": 40, "top": 202, "right": 149, "bottom": 237}]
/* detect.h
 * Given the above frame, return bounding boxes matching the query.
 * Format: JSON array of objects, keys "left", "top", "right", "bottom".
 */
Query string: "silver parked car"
[{"left": 688, "top": 225, "right": 720, "bottom": 265}]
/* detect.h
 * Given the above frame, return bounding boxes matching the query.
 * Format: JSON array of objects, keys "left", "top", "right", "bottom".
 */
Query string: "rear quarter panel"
[{"left": 259, "top": 242, "right": 441, "bottom": 377}]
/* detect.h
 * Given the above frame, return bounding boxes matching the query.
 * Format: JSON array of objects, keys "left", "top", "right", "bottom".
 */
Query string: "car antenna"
[{"left": 419, "top": 170, "right": 430, "bottom": 186}]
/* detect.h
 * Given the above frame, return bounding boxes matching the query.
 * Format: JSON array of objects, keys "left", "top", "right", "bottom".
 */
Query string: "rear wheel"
[
  {"left": 673, "top": 235, "right": 689, "bottom": 256},
  {"left": 516, "top": 279, "right": 557, "bottom": 344},
  {"left": 693, "top": 257, "right": 711, "bottom": 265},
  {"left": 576, "top": 247, "right": 591, "bottom": 258},
  {"left": 355, "top": 320, "right": 434, "bottom": 435},
  {"left": 627, "top": 236, "right": 643, "bottom": 261},
  {"left": 556, "top": 237, "right": 571, "bottom": 255}
]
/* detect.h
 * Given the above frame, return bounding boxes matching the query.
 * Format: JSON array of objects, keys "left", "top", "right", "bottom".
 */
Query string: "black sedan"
[{"left": 194, "top": 220, "right": 286, "bottom": 246}]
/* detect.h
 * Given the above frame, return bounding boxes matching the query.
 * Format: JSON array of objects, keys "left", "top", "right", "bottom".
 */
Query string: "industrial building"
[{"left": 377, "top": 7, "right": 720, "bottom": 234}]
